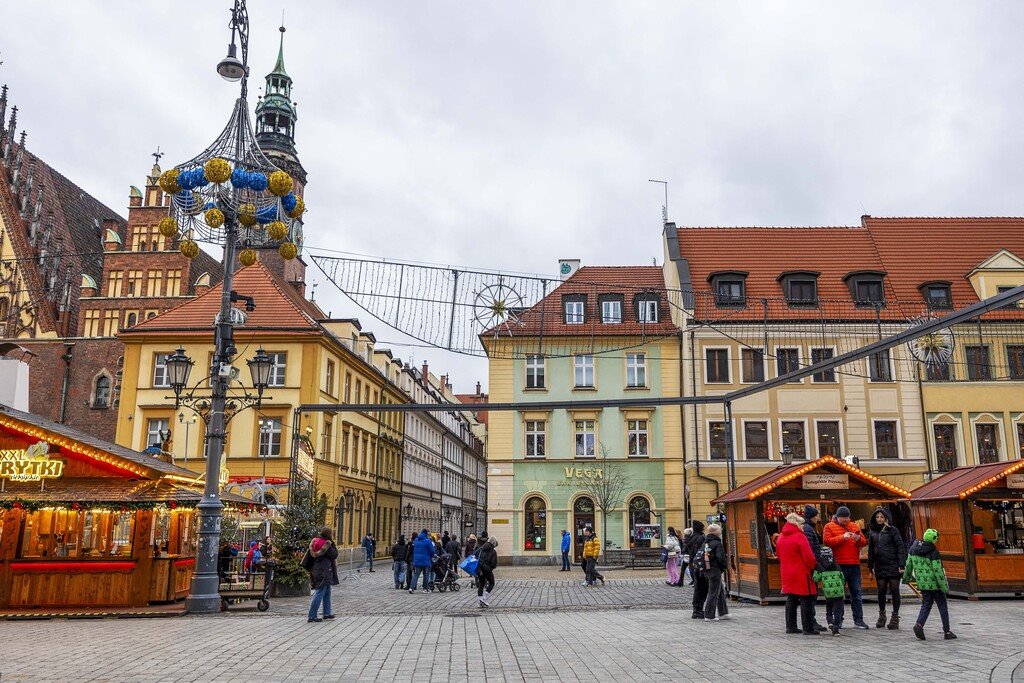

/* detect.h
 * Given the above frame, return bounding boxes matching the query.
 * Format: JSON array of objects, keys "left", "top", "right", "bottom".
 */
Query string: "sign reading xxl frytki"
[
  {"left": 0, "top": 441, "right": 64, "bottom": 482},
  {"left": 802, "top": 473, "right": 849, "bottom": 490}
]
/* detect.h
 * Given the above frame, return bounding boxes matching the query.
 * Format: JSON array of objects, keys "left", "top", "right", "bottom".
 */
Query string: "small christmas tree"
[{"left": 272, "top": 479, "right": 328, "bottom": 588}]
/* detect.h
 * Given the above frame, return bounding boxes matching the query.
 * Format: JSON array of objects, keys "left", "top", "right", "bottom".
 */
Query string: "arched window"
[
  {"left": 629, "top": 496, "right": 654, "bottom": 548},
  {"left": 94, "top": 375, "right": 111, "bottom": 408},
  {"left": 126, "top": 313, "right": 137, "bottom": 328},
  {"left": 524, "top": 496, "right": 547, "bottom": 551}
]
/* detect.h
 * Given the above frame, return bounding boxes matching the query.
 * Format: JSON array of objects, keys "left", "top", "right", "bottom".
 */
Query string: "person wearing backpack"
[
  {"left": 813, "top": 546, "right": 845, "bottom": 635},
  {"left": 902, "top": 528, "right": 956, "bottom": 641},
  {"left": 476, "top": 537, "right": 499, "bottom": 608},
  {"left": 702, "top": 523, "right": 730, "bottom": 622},
  {"left": 687, "top": 520, "right": 707, "bottom": 618}
]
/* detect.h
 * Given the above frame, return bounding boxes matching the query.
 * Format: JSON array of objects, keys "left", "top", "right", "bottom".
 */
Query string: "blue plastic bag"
[{"left": 459, "top": 555, "right": 480, "bottom": 575}]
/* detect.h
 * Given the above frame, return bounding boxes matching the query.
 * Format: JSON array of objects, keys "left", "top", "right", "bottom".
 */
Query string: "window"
[
  {"left": 786, "top": 279, "right": 817, "bottom": 306},
  {"left": 869, "top": 350, "right": 893, "bottom": 382},
  {"left": 153, "top": 353, "right": 170, "bottom": 387},
  {"left": 933, "top": 424, "right": 958, "bottom": 472},
  {"left": 854, "top": 280, "right": 884, "bottom": 306},
  {"left": 1007, "top": 346, "right": 1024, "bottom": 380},
  {"left": 573, "top": 355, "right": 594, "bottom": 388},
  {"left": 147, "top": 270, "right": 163, "bottom": 297},
  {"left": 715, "top": 280, "right": 745, "bottom": 307},
  {"left": 325, "top": 360, "right": 336, "bottom": 395},
  {"left": 524, "top": 497, "right": 546, "bottom": 551},
  {"left": 526, "top": 354, "right": 545, "bottom": 389},
  {"left": 525, "top": 421, "right": 546, "bottom": 458},
  {"left": 1018, "top": 423, "right": 1024, "bottom": 459},
  {"left": 781, "top": 421, "right": 806, "bottom": 460},
  {"left": 93, "top": 376, "right": 111, "bottom": 408},
  {"left": 627, "top": 419, "right": 649, "bottom": 456},
  {"left": 341, "top": 429, "right": 350, "bottom": 468},
  {"left": 322, "top": 417, "right": 333, "bottom": 459},
  {"left": 258, "top": 418, "right": 283, "bottom": 457},
  {"left": 268, "top": 352, "right": 287, "bottom": 387},
  {"left": 744, "top": 422, "right": 769, "bottom": 460},
  {"left": 125, "top": 312, "right": 137, "bottom": 328},
  {"left": 817, "top": 421, "right": 841, "bottom": 458},
  {"left": 810, "top": 348, "right": 836, "bottom": 383},
  {"left": 923, "top": 283, "right": 952, "bottom": 309},
  {"left": 146, "top": 418, "right": 169, "bottom": 450},
  {"left": 709, "top": 422, "right": 730, "bottom": 460},
  {"left": 975, "top": 423, "right": 999, "bottom": 464},
  {"left": 125, "top": 270, "right": 142, "bottom": 296},
  {"left": 776, "top": 348, "right": 801, "bottom": 381},
  {"left": 705, "top": 349, "right": 730, "bottom": 383},
  {"left": 344, "top": 373, "right": 352, "bottom": 403},
  {"left": 874, "top": 421, "right": 899, "bottom": 459},
  {"left": 574, "top": 420, "right": 595, "bottom": 457},
  {"left": 166, "top": 269, "right": 182, "bottom": 296},
  {"left": 926, "top": 360, "right": 950, "bottom": 381},
  {"left": 741, "top": 348, "right": 764, "bottom": 383},
  {"left": 83, "top": 309, "right": 100, "bottom": 337},
  {"left": 107, "top": 271, "right": 123, "bottom": 297},
  {"left": 600, "top": 297, "right": 623, "bottom": 324},
  {"left": 102, "top": 310, "right": 120, "bottom": 337},
  {"left": 636, "top": 296, "right": 659, "bottom": 323},
  {"left": 564, "top": 296, "right": 585, "bottom": 324},
  {"left": 626, "top": 353, "right": 647, "bottom": 387},
  {"left": 998, "top": 285, "right": 1020, "bottom": 309},
  {"left": 965, "top": 345, "right": 991, "bottom": 381}
]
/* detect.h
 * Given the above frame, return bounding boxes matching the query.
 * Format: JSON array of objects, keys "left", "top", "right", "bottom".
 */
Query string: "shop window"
[
  {"left": 629, "top": 496, "right": 654, "bottom": 548},
  {"left": 933, "top": 424, "right": 959, "bottom": 472},
  {"left": 524, "top": 497, "right": 546, "bottom": 551},
  {"left": 975, "top": 423, "right": 1000, "bottom": 464},
  {"left": 705, "top": 349, "right": 730, "bottom": 383},
  {"left": 816, "top": 421, "right": 841, "bottom": 458},
  {"left": 776, "top": 348, "right": 801, "bottom": 381},
  {"left": 626, "top": 353, "right": 647, "bottom": 387},
  {"left": 627, "top": 419, "right": 649, "bottom": 457},
  {"left": 874, "top": 421, "right": 899, "bottom": 459},
  {"left": 574, "top": 420, "right": 595, "bottom": 458},
  {"left": 971, "top": 499, "right": 1023, "bottom": 554},
  {"left": 744, "top": 422, "right": 769, "bottom": 460},
  {"left": 781, "top": 421, "right": 806, "bottom": 460},
  {"left": 709, "top": 421, "right": 730, "bottom": 460},
  {"left": 526, "top": 354, "right": 545, "bottom": 389},
  {"left": 18, "top": 510, "right": 133, "bottom": 558},
  {"left": 869, "top": 350, "right": 893, "bottom": 382},
  {"left": 525, "top": 420, "right": 546, "bottom": 458},
  {"left": 965, "top": 345, "right": 991, "bottom": 381},
  {"left": 810, "top": 348, "right": 836, "bottom": 383},
  {"left": 741, "top": 349, "right": 764, "bottom": 383}
]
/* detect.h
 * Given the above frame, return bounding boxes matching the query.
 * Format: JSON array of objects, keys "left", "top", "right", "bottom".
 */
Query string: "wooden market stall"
[
  {"left": 0, "top": 406, "right": 258, "bottom": 611},
  {"left": 909, "top": 459, "right": 1024, "bottom": 599},
  {"left": 711, "top": 455, "right": 912, "bottom": 604}
]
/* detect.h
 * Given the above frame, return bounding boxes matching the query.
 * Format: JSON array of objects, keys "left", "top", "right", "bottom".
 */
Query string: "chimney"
[
  {"left": 440, "top": 374, "right": 447, "bottom": 391},
  {"left": 558, "top": 258, "right": 580, "bottom": 280},
  {"left": 475, "top": 381, "right": 482, "bottom": 396},
  {"left": 421, "top": 362, "right": 428, "bottom": 380}
]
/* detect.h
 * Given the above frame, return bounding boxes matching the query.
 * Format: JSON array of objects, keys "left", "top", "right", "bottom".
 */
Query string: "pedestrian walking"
[
  {"left": 702, "top": 523, "right": 730, "bottom": 621},
  {"left": 446, "top": 535, "right": 461, "bottom": 575},
  {"left": 664, "top": 527, "right": 682, "bottom": 586},
  {"left": 560, "top": 530, "right": 572, "bottom": 571},
  {"left": 442, "top": 531, "right": 451, "bottom": 549},
  {"left": 813, "top": 547, "right": 845, "bottom": 635},
  {"left": 404, "top": 532, "right": 415, "bottom": 589},
  {"left": 307, "top": 527, "right": 339, "bottom": 623},
  {"left": 688, "top": 521, "right": 707, "bottom": 617},
  {"left": 868, "top": 507, "right": 907, "bottom": 630},
  {"left": 678, "top": 527, "right": 694, "bottom": 586},
  {"left": 464, "top": 534, "right": 478, "bottom": 558},
  {"left": 777, "top": 513, "right": 818, "bottom": 635},
  {"left": 823, "top": 506, "right": 869, "bottom": 629},
  {"left": 903, "top": 529, "right": 956, "bottom": 641},
  {"left": 582, "top": 527, "right": 605, "bottom": 586},
  {"left": 801, "top": 505, "right": 826, "bottom": 633},
  {"left": 361, "top": 532, "right": 377, "bottom": 572},
  {"left": 391, "top": 535, "right": 408, "bottom": 589},
  {"left": 476, "top": 537, "right": 499, "bottom": 608},
  {"left": 408, "top": 529, "right": 436, "bottom": 593}
]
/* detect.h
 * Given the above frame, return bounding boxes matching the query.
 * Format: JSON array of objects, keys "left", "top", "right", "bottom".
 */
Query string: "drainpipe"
[
  {"left": 58, "top": 342, "right": 74, "bottom": 423},
  {"left": 677, "top": 331, "right": 690, "bottom": 523},
  {"left": 689, "top": 330, "right": 720, "bottom": 508}
]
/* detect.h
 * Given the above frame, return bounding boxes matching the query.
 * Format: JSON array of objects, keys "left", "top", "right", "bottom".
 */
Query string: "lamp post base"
[{"left": 186, "top": 591, "right": 223, "bottom": 614}]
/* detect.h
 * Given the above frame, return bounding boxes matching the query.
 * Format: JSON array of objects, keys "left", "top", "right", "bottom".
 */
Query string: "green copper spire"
[{"left": 272, "top": 25, "right": 288, "bottom": 77}]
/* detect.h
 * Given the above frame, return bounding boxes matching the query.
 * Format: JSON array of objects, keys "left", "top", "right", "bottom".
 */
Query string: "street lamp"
[
  {"left": 247, "top": 348, "right": 273, "bottom": 399},
  {"left": 179, "top": 412, "right": 197, "bottom": 466},
  {"left": 404, "top": 503, "right": 413, "bottom": 534},
  {"left": 161, "top": 0, "right": 308, "bottom": 614}
]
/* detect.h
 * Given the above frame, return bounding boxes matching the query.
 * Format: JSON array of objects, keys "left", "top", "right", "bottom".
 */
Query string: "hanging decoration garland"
[{"left": 0, "top": 499, "right": 262, "bottom": 514}]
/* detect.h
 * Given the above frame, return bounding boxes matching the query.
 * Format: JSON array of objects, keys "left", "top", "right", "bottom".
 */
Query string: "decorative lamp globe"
[
  {"left": 247, "top": 348, "right": 273, "bottom": 393},
  {"left": 165, "top": 348, "right": 194, "bottom": 394},
  {"left": 217, "top": 44, "right": 245, "bottom": 82}
]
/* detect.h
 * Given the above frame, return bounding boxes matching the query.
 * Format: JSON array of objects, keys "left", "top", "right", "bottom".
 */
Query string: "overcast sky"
[{"left": 3, "top": 2, "right": 1023, "bottom": 391}]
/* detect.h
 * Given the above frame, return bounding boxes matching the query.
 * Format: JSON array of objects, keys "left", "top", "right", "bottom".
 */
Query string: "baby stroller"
[{"left": 431, "top": 553, "right": 461, "bottom": 592}]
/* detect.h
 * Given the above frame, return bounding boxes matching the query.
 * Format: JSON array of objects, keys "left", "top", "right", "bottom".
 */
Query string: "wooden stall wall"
[
  {"left": 728, "top": 501, "right": 764, "bottom": 601},
  {"left": 912, "top": 500, "right": 969, "bottom": 595}
]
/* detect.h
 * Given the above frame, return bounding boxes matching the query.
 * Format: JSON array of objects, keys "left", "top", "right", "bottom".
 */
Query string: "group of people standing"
[
  {"left": 388, "top": 530, "right": 499, "bottom": 607},
  {"left": 663, "top": 521, "right": 730, "bottom": 622},
  {"left": 776, "top": 504, "right": 956, "bottom": 641}
]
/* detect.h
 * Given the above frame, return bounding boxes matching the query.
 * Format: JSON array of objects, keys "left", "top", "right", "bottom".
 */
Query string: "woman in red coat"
[{"left": 776, "top": 512, "right": 819, "bottom": 635}]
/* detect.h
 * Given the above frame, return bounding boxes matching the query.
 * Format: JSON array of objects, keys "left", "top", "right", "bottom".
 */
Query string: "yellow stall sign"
[{"left": 0, "top": 441, "right": 64, "bottom": 482}]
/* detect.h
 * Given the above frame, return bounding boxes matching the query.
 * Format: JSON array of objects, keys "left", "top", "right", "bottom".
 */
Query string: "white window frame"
[
  {"left": 813, "top": 419, "right": 845, "bottom": 459},
  {"left": 638, "top": 299, "right": 659, "bottom": 323},
  {"left": 573, "top": 355, "right": 595, "bottom": 388},
  {"left": 146, "top": 418, "right": 169, "bottom": 450},
  {"left": 626, "top": 352, "right": 647, "bottom": 388},
  {"left": 525, "top": 354, "right": 546, "bottom": 389},
  {"left": 809, "top": 346, "right": 838, "bottom": 384},
  {"left": 574, "top": 419, "right": 596, "bottom": 458},
  {"left": 268, "top": 352, "right": 287, "bottom": 387},
  {"left": 525, "top": 420, "right": 546, "bottom": 459},
  {"left": 704, "top": 346, "right": 731, "bottom": 384},
  {"left": 627, "top": 419, "right": 649, "bottom": 457},
  {"left": 741, "top": 419, "right": 771, "bottom": 461},
  {"left": 774, "top": 346, "right": 803, "bottom": 383},
  {"left": 153, "top": 353, "right": 170, "bottom": 388},
  {"left": 601, "top": 299, "right": 622, "bottom": 324},
  {"left": 970, "top": 414, "right": 1002, "bottom": 463},
  {"left": 564, "top": 300, "right": 585, "bottom": 325},
  {"left": 778, "top": 418, "right": 809, "bottom": 460},
  {"left": 258, "top": 417, "right": 284, "bottom": 457},
  {"left": 867, "top": 349, "right": 895, "bottom": 383},
  {"left": 929, "top": 415, "right": 964, "bottom": 471},
  {"left": 706, "top": 419, "right": 734, "bottom": 461},
  {"left": 740, "top": 348, "right": 765, "bottom": 384},
  {"left": 871, "top": 418, "right": 902, "bottom": 460}
]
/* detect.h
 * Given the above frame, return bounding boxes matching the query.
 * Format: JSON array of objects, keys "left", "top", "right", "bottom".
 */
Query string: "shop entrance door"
[{"left": 573, "top": 497, "right": 595, "bottom": 563}]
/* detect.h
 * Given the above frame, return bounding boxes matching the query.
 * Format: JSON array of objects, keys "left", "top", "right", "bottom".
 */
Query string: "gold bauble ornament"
[
  {"left": 179, "top": 240, "right": 200, "bottom": 259},
  {"left": 287, "top": 195, "right": 305, "bottom": 219},
  {"left": 238, "top": 203, "right": 257, "bottom": 227},
  {"left": 204, "top": 157, "right": 231, "bottom": 184},
  {"left": 267, "top": 170, "right": 293, "bottom": 196},
  {"left": 278, "top": 242, "right": 298, "bottom": 260},
  {"left": 267, "top": 220, "right": 288, "bottom": 241},
  {"left": 158, "top": 217, "right": 179, "bottom": 238},
  {"left": 159, "top": 169, "right": 181, "bottom": 194},
  {"left": 204, "top": 208, "right": 225, "bottom": 228},
  {"left": 238, "top": 249, "right": 258, "bottom": 267}
]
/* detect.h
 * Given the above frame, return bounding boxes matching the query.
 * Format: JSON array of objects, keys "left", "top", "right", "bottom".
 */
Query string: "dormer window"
[
  {"left": 779, "top": 272, "right": 819, "bottom": 307},
  {"left": 599, "top": 294, "right": 624, "bottom": 324},
  {"left": 634, "top": 293, "right": 660, "bottom": 323},
  {"left": 709, "top": 271, "right": 748, "bottom": 307},
  {"left": 844, "top": 271, "right": 886, "bottom": 307},
  {"left": 919, "top": 282, "right": 952, "bottom": 310},
  {"left": 563, "top": 294, "right": 586, "bottom": 324}
]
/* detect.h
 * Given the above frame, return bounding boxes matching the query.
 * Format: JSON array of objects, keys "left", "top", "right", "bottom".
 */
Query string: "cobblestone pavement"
[{"left": 2, "top": 569, "right": 1022, "bottom": 683}]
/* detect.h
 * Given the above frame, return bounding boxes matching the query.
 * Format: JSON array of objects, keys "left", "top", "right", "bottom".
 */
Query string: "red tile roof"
[
  {"left": 910, "top": 459, "right": 1024, "bottom": 501},
  {"left": 121, "top": 259, "right": 324, "bottom": 335}
]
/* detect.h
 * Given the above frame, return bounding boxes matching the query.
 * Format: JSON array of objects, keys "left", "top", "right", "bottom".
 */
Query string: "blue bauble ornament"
[
  {"left": 194, "top": 167, "right": 207, "bottom": 187},
  {"left": 231, "top": 167, "right": 249, "bottom": 189},
  {"left": 256, "top": 204, "right": 277, "bottom": 224},
  {"left": 204, "top": 201, "right": 216, "bottom": 210},
  {"left": 249, "top": 172, "right": 268, "bottom": 192},
  {"left": 281, "top": 192, "right": 298, "bottom": 212}
]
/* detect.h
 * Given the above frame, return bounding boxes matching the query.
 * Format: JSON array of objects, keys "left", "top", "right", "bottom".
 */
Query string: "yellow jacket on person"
[{"left": 583, "top": 536, "right": 601, "bottom": 559}]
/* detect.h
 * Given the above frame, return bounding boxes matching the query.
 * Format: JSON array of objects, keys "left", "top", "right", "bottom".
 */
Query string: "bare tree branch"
[{"left": 577, "top": 443, "right": 631, "bottom": 549}]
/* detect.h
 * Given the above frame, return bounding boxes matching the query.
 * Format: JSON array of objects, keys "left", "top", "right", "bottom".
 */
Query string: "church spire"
[
  {"left": 255, "top": 23, "right": 306, "bottom": 187},
  {"left": 272, "top": 25, "right": 288, "bottom": 77}
]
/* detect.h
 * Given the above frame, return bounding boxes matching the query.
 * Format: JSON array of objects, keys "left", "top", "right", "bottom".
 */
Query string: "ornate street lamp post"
[{"left": 160, "top": 0, "right": 308, "bottom": 614}]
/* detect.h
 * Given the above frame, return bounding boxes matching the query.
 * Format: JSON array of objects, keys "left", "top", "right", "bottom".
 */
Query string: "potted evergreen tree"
[{"left": 271, "top": 480, "right": 328, "bottom": 597}]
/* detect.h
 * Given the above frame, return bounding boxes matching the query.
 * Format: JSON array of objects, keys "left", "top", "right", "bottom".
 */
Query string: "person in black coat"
[
  {"left": 687, "top": 520, "right": 708, "bottom": 618},
  {"left": 307, "top": 527, "right": 339, "bottom": 623},
  {"left": 403, "top": 534, "right": 415, "bottom": 589},
  {"left": 868, "top": 506, "right": 907, "bottom": 629},
  {"left": 476, "top": 539, "right": 499, "bottom": 608},
  {"left": 802, "top": 505, "right": 826, "bottom": 633},
  {"left": 391, "top": 535, "right": 408, "bottom": 589}
]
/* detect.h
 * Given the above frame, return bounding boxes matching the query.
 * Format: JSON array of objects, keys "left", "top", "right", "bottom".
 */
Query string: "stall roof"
[
  {"left": 911, "top": 459, "right": 1024, "bottom": 501},
  {"left": 0, "top": 478, "right": 259, "bottom": 507},
  {"left": 711, "top": 456, "right": 912, "bottom": 504}
]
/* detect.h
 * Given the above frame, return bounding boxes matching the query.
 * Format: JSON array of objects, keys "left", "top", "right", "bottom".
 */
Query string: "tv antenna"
[{"left": 648, "top": 179, "right": 668, "bottom": 224}]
